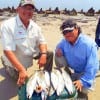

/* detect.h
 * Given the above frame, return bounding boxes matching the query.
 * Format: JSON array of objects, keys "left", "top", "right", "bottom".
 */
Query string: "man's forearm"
[{"left": 39, "top": 44, "right": 47, "bottom": 53}]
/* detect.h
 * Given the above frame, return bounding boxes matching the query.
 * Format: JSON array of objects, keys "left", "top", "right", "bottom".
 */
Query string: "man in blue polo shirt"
[{"left": 55, "top": 18, "right": 99, "bottom": 95}]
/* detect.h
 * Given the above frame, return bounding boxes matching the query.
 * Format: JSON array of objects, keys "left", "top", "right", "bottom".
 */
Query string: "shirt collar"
[
  {"left": 16, "top": 14, "right": 23, "bottom": 27},
  {"left": 16, "top": 14, "right": 33, "bottom": 29}
]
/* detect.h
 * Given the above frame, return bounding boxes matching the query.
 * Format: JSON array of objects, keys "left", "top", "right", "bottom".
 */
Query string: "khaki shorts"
[{"left": 1, "top": 56, "right": 19, "bottom": 81}]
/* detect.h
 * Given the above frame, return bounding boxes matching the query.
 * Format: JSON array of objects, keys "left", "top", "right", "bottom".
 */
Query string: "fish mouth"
[{"left": 35, "top": 86, "right": 42, "bottom": 93}]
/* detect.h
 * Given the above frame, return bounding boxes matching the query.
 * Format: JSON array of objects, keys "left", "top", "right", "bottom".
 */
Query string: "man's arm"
[
  {"left": 39, "top": 44, "right": 47, "bottom": 54},
  {"left": 80, "top": 45, "right": 99, "bottom": 88},
  {"left": 38, "top": 44, "right": 47, "bottom": 68},
  {"left": 4, "top": 50, "right": 28, "bottom": 86}
]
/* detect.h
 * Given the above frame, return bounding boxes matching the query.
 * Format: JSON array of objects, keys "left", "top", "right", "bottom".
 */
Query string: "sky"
[{"left": 0, "top": 0, "right": 100, "bottom": 11}]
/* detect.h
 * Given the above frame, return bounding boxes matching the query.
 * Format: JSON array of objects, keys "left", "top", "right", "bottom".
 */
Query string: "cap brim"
[
  {"left": 63, "top": 27, "right": 74, "bottom": 31},
  {"left": 20, "top": 3, "right": 35, "bottom": 8}
]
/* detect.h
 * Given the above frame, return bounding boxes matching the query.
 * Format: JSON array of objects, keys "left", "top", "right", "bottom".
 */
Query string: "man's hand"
[
  {"left": 55, "top": 48, "right": 63, "bottom": 57},
  {"left": 73, "top": 80, "right": 83, "bottom": 92},
  {"left": 38, "top": 54, "right": 47, "bottom": 69},
  {"left": 17, "top": 69, "right": 28, "bottom": 86}
]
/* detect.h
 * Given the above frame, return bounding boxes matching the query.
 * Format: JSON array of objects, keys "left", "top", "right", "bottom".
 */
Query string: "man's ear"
[
  {"left": 16, "top": 6, "right": 21, "bottom": 12},
  {"left": 16, "top": 7, "right": 19, "bottom": 12}
]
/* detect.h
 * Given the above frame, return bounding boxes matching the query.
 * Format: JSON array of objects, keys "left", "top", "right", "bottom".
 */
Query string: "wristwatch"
[{"left": 41, "top": 52, "right": 47, "bottom": 55}]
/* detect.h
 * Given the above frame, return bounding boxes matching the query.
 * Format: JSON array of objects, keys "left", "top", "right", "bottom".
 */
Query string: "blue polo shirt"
[{"left": 56, "top": 33, "right": 99, "bottom": 88}]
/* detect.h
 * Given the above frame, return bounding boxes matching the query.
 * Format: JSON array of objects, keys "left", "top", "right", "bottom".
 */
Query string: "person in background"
[
  {"left": 95, "top": 17, "right": 100, "bottom": 47},
  {"left": 95, "top": 17, "right": 100, "bottom": 70},
  {"left": 0, "top": 0, "right": 53, "bottom": 86},
  {"left": 55, "top": 18, "right": 99, "bottom": 97}
]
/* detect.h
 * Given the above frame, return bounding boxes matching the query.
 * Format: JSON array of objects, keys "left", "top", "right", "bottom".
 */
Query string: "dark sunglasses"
[{"left": 62, "top": 30, "right": 73, "bottom": 35}]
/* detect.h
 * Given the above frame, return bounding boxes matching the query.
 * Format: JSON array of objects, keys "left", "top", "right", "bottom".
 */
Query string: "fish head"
[{"left": 35, "top": 71, "right": 50, "bottom": 94}]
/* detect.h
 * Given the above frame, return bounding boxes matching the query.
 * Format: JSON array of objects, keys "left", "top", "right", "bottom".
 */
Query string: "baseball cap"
[
  {"left": 19, "top": 0, "right": 35, "bottom": 8},
  {"left": 60, "top": 18, "right": 77, "bottom": 35}
]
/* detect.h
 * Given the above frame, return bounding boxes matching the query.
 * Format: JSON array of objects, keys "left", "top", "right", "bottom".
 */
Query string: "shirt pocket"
[
  {"left": 28, "top": 31, "right": 39, "bottom": 47},
  {"left": 14, "top": 34, "right": 32, "bottom": 55}
]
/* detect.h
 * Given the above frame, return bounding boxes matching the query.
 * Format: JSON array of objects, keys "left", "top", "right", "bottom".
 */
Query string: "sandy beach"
[{"left": 0, "top": 13, "right": 100, "bottom": 100}]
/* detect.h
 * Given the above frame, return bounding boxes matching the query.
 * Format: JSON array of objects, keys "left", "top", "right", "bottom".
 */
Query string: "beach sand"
[{"left": 0, "top": 13, "right": 100, "bottom": 100}]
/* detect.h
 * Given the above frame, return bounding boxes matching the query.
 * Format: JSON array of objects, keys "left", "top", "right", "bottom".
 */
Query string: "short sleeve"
[
  {"left": 0, "top": 22, "right": 16, "bottom": 51},
  {"left": 37, "top": 26, "right": 47, "bottom": 44}
]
